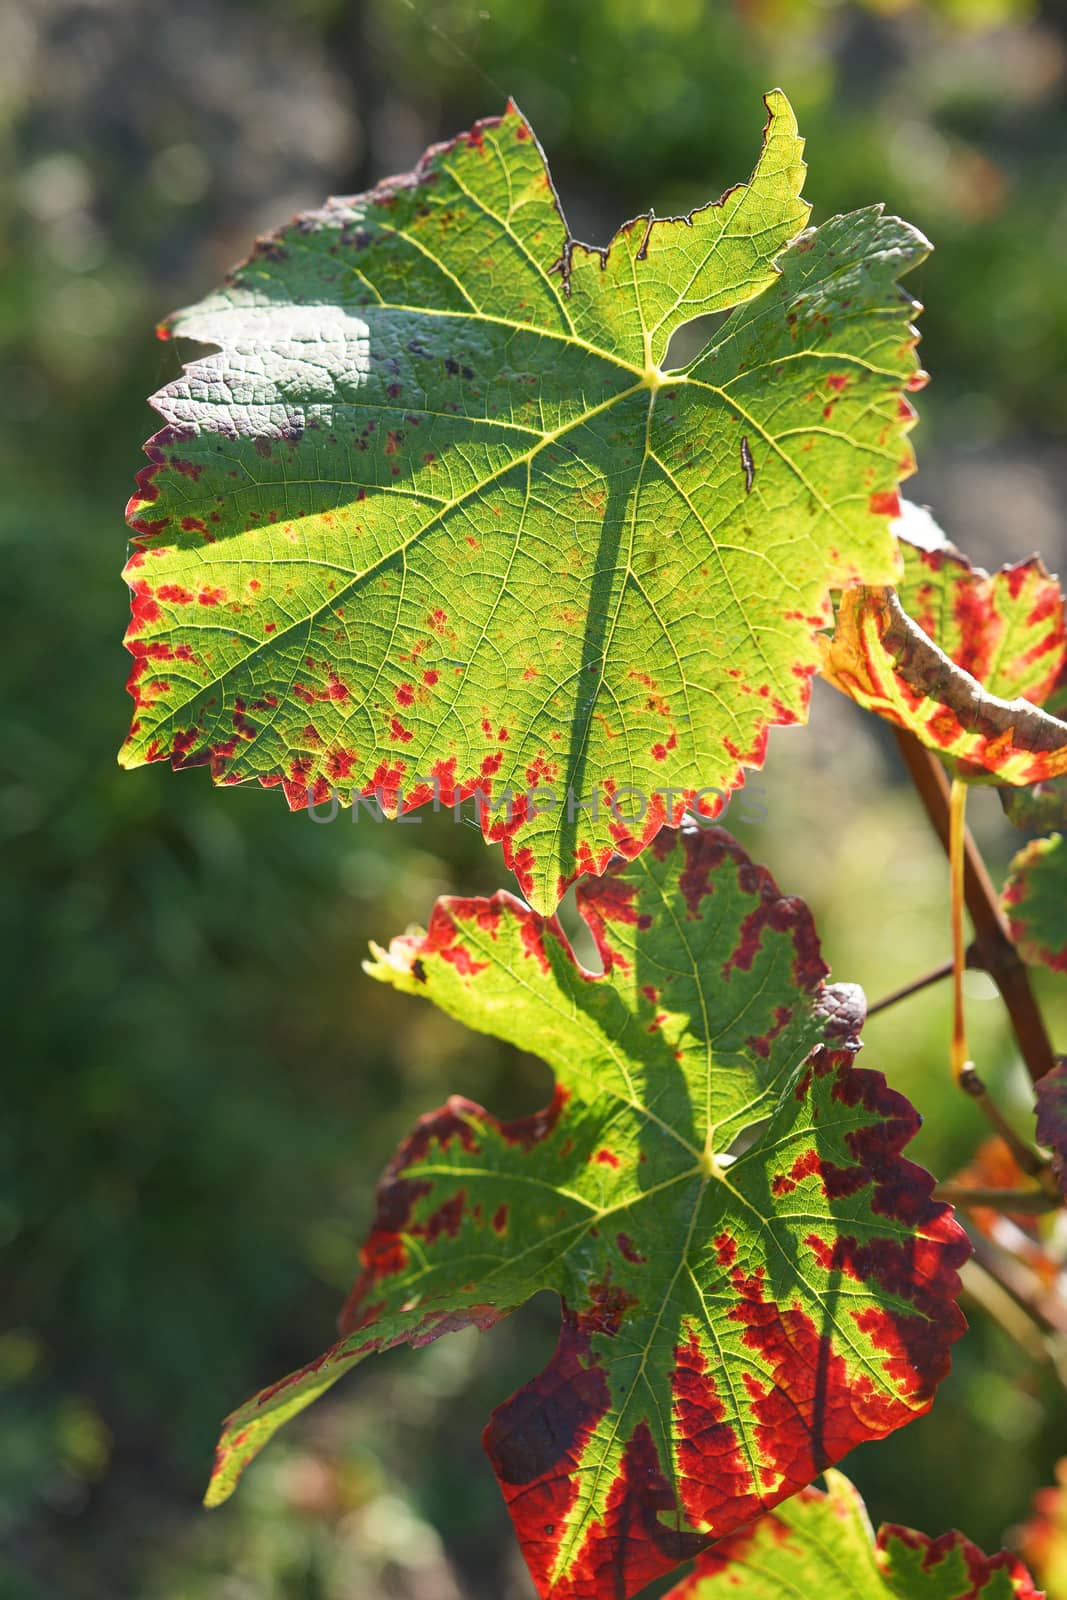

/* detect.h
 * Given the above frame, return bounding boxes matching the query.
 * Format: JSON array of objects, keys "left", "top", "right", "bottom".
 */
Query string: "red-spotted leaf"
[
  {"left": 877, "top": 1524, "right": 1042, "bottom": 1600},
  {"left": 1002, "top": 834, "right": 1067, "bottom": 976},
  {"left": 119, "top": 90, "right": 928, "bottom": 912},
  {"left": 1035, "top": 1061, "right": 1067, "bottom": 1200},
  {"left": 818, "top": 586, "right": 1067, "bottom": 786},
  {"left": 819, "top": 504, "right": 1067, "bottom": 785},
  {"left": 665, "top": 1469, "right": 1041, "bottom": 1600},
  {"left": 204, "top": 827, "right": 968, "bottom": 1600},
  {"left": 895, "top": 511, "right": 1067, "bottom": 709}
]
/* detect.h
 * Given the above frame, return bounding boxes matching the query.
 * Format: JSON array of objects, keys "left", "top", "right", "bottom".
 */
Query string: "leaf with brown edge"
[
  {"left": 203, "top": 826, "right": 968, "bottom": 1600},
  {"left": 1002, "top": 834, "right": 1067, "bottom": 977},
  {"left": 663, "top": 1469, "right": 1041, "bottom": 1600},
  {"left": 118, "top": 89, "right": 929, "bottom": 912},
  {"left": 818, "top": 586, "right": 1067, "bottom": 786},
  {"left": 1035, "top": 1061, "right": 1067, "bottom": 1200}
]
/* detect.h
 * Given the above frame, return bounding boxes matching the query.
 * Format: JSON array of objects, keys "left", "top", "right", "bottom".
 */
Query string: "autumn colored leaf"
[
  {"left": 834, "top": 501, "right": 1067, "bottom": 795},
  {"left": 895, "top": 517, "right": 1067, "bottom": 709},
  {"left": 119, "top": 90, "right": 928, "bottom": 911},
  {"left": 871, "top": 518, "right": 1067, "bottom": 821},
  {"left": 1002, "top": 834, "right": 1067, "bottom": 976},
  {"left": 665, "top": 1468, "right": 1040, "bottom": 1600},
  {"left": 204, "top": 827, "right": 968, "bottom": 1600},
  {"left": 818, "top": 586, "right": 1067, "bottom": 786},
  {"left": 1018, "top": 1458, "right": 1067, "bottom": 1600},
  {"left": 1000, "top": 642, "right": 1067, "bottom": 830}
]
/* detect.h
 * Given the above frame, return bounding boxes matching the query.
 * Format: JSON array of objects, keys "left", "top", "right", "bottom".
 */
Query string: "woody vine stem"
[{"left": 892, "top": 729, "right": 1059, "bottom": 1210}]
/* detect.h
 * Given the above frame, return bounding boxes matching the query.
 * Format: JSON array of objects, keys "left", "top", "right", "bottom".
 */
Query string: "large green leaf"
[
  {"left": 665, "top": 1469, "right": 1040, "bottom": 1600},
  {"left": 204, "top": 827, "right": 968, "bottom": 1600},
  {"left": 120, "top": 92, "right": 927, "bottom": 911}
]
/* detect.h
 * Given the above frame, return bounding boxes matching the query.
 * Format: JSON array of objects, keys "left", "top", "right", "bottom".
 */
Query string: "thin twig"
[
  {"left": 957, "top": 1062, "right": 1056, "bottom": 1187},
  {"left": 967, "top": 1229, "right": 1067, "bottom": 1342},
  {"left": 934, "top": 1182, "right": 1062, "bottom": 1214},
  {"left": 867, "top": 958, "right": 955, "bottom": 1016},
  {"left": 893, "top": 729, "right": 1056, "bottom": 1086},
  {"left": 958, "top": 1259, "right": 1055, "bottom": 1366}
]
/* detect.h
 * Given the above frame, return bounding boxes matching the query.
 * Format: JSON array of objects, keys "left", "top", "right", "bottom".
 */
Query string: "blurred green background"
[{"left": 4, "top": 0, "right": 1067, "bottom": 1595}]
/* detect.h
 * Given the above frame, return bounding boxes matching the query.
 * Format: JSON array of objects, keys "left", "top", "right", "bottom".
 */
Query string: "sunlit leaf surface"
[
  {"left": 120, "top": 93, "right": 926, "bottom": 910},
  {"left": 666, "top": 1469, "right": 1039, "bottom": 1600},
  {"left": 205, "top": 828, "right": 968, "bottom": 1600}
]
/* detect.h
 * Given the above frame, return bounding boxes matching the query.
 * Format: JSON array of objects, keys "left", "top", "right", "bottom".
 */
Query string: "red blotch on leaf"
[{"left": 672, "top": 1329, "right": 765, "bottom": 1533}]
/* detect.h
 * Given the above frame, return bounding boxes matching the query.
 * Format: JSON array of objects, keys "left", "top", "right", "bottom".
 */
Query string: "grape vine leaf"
[
  {"left": 662, "top": 1469, "right": 1041, "bottom": 1600},
  {"left": 204, "top": 826, "right": 968, "bottom": 1600},
  {"left": 998, "top": 603, "right": 1067, "bottom": 828},
  {"left": 819, "top": 586, "right": 1067, "bottom": 786},
  {"left": 894, "top": 515, "right": 1067, "bottom": 709},
  {"left": 1035, "top": 1061, "right": 1067, "bottom": 1199},
  {"left": 119, "top": 91, "right": 928, "bottom": 912},
  {"left": 819, "top": 504, "right": 1067, "bottom": 785},
  {"left": 1003, "top": 776, "right": 1067, "bottom": 834},
  {"left": 1002, "top": 834, "right": 1067, "bottom": 976}
]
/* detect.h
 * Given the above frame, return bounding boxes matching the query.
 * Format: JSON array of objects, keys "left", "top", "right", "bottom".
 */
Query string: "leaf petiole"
[{"left": 949, "top": 777, "right": 969, "bottom": 1084}]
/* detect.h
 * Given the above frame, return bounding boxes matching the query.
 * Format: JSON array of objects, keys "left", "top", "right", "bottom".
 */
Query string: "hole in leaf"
[
  {"left": 555, "top": 882, "right": 603, "bottom": 975},
  {"left": 724, "top": 1115, "right": 771, "bottom": 1162},
  {"left": 664, "top": 308, "right": 731, "bottom": 372}
]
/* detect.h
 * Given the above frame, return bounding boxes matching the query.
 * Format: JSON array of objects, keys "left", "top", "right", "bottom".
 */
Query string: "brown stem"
[
  {"left": 960, "top": 1262, "right": 1050, "bottom": 1363},
  {"left": 934, "top": 1183, "right": 1061, "bottom": 1214},
  {"left": 893, "top": 729, "right": 1056, "bottom": 1085},
  {"left": 966, "top": 1230, "right": 1067, "bottom": 1342},
  {"left": 867, "top": 959, "right": 955, "bottom": 1016},
  {"left": 958, "top": 1061, "right": 1056, "bottom": 1187}
]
